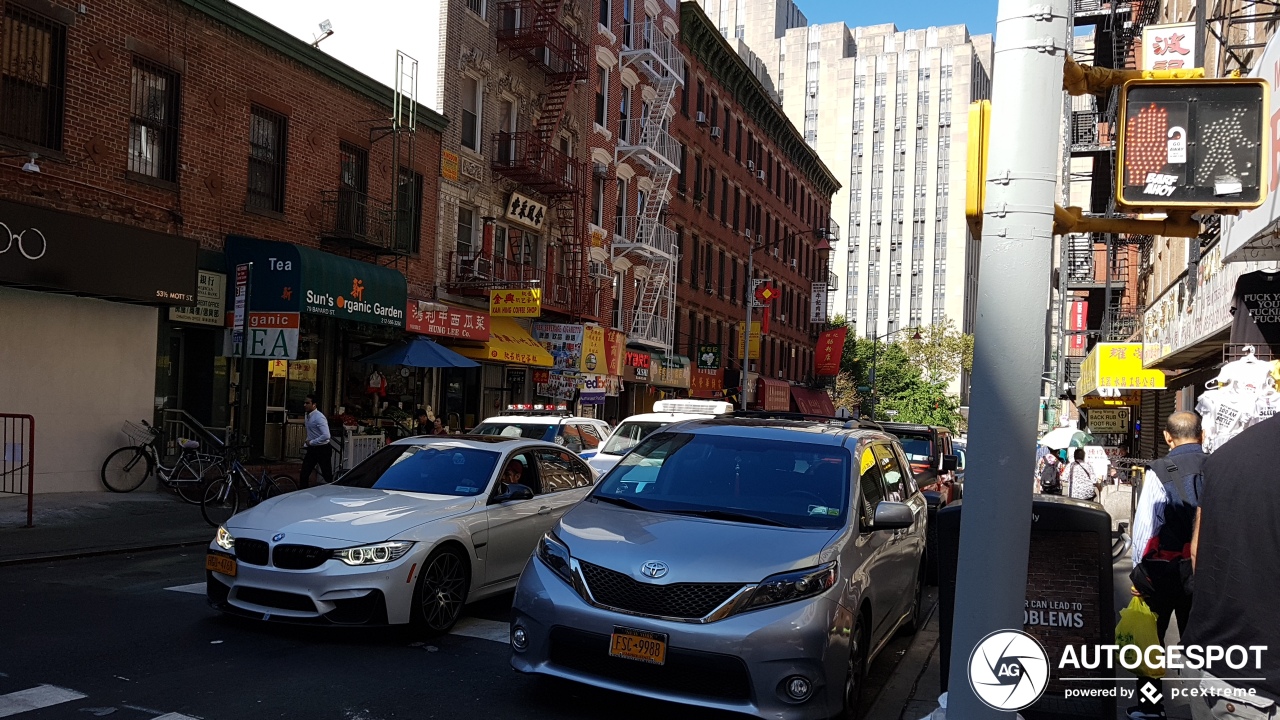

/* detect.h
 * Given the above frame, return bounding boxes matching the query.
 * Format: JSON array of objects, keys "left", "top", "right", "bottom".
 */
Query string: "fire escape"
[
  {"left": 485, "top": 0, "right": 593, "bottom": 318},
  {"left": 614, "top": 21, "right": 686, "bottom": 350}
]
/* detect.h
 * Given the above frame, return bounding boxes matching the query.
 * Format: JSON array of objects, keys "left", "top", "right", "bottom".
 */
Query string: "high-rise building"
[{"left": 695, "top": 0, "right": 992, "bottom": 342}]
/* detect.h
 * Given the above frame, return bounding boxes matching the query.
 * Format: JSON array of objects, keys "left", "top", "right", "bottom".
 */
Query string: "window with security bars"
[
  {"left": 1, "top": 5, "right": 67, "bottom": 150},
  {"left": 397, "top": 167, "right": 423, "bottom": 253},
  {"left": 128, "top": 58, "right": 180, "bottom": 181},
  {"left": 247, "top": 106, "right": 287, "bottom": 213}
]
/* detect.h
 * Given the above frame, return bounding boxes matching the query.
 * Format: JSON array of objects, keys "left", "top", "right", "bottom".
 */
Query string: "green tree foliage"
[{"left": 827, "top": 316, "right": 968, "bottom": 431}]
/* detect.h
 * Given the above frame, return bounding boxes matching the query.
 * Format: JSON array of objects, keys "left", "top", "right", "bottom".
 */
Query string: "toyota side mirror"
[
  {"left": 868, "top": 501, "right": 914, "bottom": 531},
  {"left": 941, "top": 454, "right": 959, "bottom": 472},
  {"left": 492, "top": 483, "right": 534, "bottom": 504}
]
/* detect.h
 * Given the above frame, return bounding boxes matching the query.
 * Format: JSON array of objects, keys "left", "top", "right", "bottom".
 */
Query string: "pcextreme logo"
[{"left": 968, "top": 630, "right": 1050, "bottom": 711}]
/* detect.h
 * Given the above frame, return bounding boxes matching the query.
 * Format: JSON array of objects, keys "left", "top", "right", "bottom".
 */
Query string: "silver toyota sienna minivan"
[{"left": 510, "top": 416, "right": 928, "bottom": 719}]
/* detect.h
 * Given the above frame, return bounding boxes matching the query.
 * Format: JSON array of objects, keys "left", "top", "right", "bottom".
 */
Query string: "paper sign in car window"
[{"left": 860, "top": 448, "right": 876, "bottom": 476}]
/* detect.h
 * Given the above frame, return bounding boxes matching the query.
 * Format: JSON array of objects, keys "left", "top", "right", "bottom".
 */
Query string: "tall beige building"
[{"left": 696, "top": 0, "right": 992, "bottom": 339}]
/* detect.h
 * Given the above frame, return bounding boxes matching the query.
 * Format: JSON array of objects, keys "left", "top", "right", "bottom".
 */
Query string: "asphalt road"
[{"left": 0, "top": 548, "right": 916, "bottom": 720}]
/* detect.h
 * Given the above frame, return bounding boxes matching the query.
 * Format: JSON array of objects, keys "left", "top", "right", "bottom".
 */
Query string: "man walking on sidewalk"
[
  {"left": 299, "top": 394, "right": 334, "bottom": 489},
  {"left": 1127, "top": 411, "right": 1206, "bottom": 720},
  {"left": 1185, "top": 413, "right": 1280, "bottom": 720}
]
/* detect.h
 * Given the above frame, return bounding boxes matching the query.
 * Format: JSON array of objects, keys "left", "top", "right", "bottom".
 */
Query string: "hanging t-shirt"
[{"left": 1229, "top": 269, "right": 1280, "bottom": 348}]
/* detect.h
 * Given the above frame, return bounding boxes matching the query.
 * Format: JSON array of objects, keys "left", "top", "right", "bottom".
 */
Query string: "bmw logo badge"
[{"left": 272, "top": 533, "right": 286, "bottom": 543}]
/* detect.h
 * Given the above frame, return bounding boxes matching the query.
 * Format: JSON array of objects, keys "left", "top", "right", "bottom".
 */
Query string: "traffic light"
[
  {"left": 1116, "top": 78, "right": 1269, "bottom": 211},
  {"left": 965, "top": 100, "right": 992, "bottom": 237}
]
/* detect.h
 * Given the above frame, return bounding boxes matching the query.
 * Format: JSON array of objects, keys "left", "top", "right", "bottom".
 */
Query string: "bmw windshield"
[
  {"left": 599, "top": 421, "right": 665, "bottom": 455},
  {"left": 592, "top": 431, "right": 851, "bottom": 529}
]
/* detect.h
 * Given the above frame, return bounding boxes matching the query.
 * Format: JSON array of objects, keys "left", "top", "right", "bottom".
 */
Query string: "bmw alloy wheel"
[{"left": 415, "top": 547, "right": 469, "bottom": 635}]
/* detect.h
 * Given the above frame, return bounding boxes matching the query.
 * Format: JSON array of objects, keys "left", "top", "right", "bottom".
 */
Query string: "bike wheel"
[
  {"left": 265, "top": 474, "right": 299, "bottom": 498},
  {"left": 201, "top": 478, "right": 240, "bottom": 527},
  {"left": 170, "top": 460, "right": 210, "bottom": 505},
  {"left": 101, "top": 447, "right": 153, "bottom": 492}
]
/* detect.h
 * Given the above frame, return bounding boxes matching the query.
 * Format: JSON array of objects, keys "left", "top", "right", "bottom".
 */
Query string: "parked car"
[
  {"left": 951, "top": 439, "right": 966, "bottom": 491},
  {"left": 510, "top": 416, "right": 928, "bottom": 720},
  {"left": 470, "top": 406, "right": 611, "bottom": 459},
  {"left": 878, "top": 422, "right": 959, "bottom": 585},
  {"left": 585, "top": 399, "right": 734, "bottom": 476},
  {"left": 205, "top": 436, "right": 596, "bottom": 634}
]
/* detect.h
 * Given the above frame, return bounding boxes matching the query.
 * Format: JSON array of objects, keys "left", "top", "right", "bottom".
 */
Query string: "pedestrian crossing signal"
[{"left": 1116, "top": 78, "right": 1269, "bottom": 211}]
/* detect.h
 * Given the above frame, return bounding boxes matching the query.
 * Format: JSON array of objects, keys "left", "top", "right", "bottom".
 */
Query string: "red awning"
[
  {"left": 791, "top": 387, "right": 835, "bottom": 416},
  {"left": 756, "top": 377, "right": 792, "bottom": 411}
]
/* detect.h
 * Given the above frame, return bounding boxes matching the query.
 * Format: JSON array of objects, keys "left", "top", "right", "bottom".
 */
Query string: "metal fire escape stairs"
[{"left": 616, "top": 22, "right": 685, "bottom": 350}]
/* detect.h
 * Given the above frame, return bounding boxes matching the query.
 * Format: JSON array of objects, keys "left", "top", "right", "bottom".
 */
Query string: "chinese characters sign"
[
  {"left": 441, "top": 151, "right": 459, "bottom": 181},
  {"left": 1069, "top": 301, "right": 1088, "bottom": 352},
  {"left": 697, "top": 344, "right": 721, "bottom": 370},
  {"left": 810, "top": 282, "right": 829, "bottom": 323},
  {"left": 737, "top": 322, "right": 762, "bottom": 359},
  {"left": 604, "top": 329, "right": 626, "bottom": 376},
  {"left": 490, "top": 288, "right": 542, "bottom": 317},
  {"left": 405, "top": 300, "right": 490, "bottom": 341},
  {"left": 1142, "top": 23, "right": 1196, "bottom": 71},
  {"left": 650, "top": 354, "right": 691, "bottom": 389},
  {"left": 690, "top": 366, "right": 725, "bottom": 398},
  {"left": 170, "top": 270, "right": 226, "bottom": 327},
  {"left": 581, "top": 324, "right": 606, "bottom": 373},
  {"left": 504, "top": 191, "right": 547, "bottom": 232},
  {"left": 1077, "top": 342, "right": 1167, "bottom": 396},
  {"left": 815, "top": 327, "right": 847, "bottom": 376}
]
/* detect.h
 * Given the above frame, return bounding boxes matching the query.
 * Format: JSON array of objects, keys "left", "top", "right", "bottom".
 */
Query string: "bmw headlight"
[
  {"left": 536, "top": 532, "right": 573, "bottom": 583},
  {"left": 742, "top": 562, "right": 838, "bottom": 611},
  {"left": 333, "top": 541, "right": 414, "bottom": 566},
  {"left": 214, "top": 525, "right": 235, "bottom": 551}
]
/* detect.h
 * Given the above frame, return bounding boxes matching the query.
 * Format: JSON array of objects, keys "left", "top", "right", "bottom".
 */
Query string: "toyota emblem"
[
  {"left": 272, "top": 533, "right": 286, "bottom": 543},
  {"left": 640, "top": 561, "right": 669, "bottom": 579}
]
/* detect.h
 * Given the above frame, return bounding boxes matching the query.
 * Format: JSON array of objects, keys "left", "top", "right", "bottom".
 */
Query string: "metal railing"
[
  {"left": 619, "top": 20, "right": 686, "bottom": 81},
  {"left": 445, "top": 252, "right": 606, "bottom": 322},
  {"left": 1, "top": 414, "right": 35, "bottom": 528},
  {"left": 613, "top": 216, "right": 676, "bottom": 259},
  {"left": 616, "top": 120, "right": 682, "bottom": 171},
  {"left": 490, "top": 131, "right": 585, "bottom": 195},
  {"left": 494, "top": 0, "right": 589, "bottom": 80},
  {"left": 160, "top": 409, "right": 227, "bottom": 462},
  {"left": 317, "top": 189, "right": 411, "bottom": 254}
]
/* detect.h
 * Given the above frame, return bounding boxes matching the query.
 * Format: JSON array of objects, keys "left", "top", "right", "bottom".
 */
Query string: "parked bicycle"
[
  {"left": 101, "top": 420, "right": 222, "bottom": 504},
  {"left": 200, "top": 445, "right": 297, "bottom": 527}
]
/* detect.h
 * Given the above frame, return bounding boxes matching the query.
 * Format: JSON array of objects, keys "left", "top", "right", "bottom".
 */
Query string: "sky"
[{"left": 802, "top": 0, "right": 998, "bottom": 36}]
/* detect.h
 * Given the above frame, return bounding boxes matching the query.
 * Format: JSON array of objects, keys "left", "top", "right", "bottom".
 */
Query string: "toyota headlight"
[
  {"left": 536, "top": 532, "right": 573, "bottom": 584},
  {"left": 214, "top": 525, "right": 235, "bottom": 551},
  {"left": 741, "top": 562, "right": 838, "bottom": 612},
  {"left": 333, "top": 541, "right": 414, "bottom": 566}
]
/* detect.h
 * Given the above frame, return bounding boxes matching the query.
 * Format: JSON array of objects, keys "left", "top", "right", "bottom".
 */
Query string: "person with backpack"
[
  {"left": 1127, "top": 411, "right": 1206, "bottom": 720},
  {"left": 1036, "top": 451, "right": 1062, "bottom": 495},
  {"left": 1064, "top": 447, "right": 1097, "bottom": 501}
]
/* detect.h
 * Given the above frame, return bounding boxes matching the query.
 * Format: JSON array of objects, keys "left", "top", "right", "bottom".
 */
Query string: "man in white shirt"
[{"left": 300, "top": 394, "right": 334, "bottom": 488}]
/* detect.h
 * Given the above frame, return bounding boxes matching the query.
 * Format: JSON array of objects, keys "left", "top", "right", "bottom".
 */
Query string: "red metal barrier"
[{"left": 0, "top": 414, "right": 34, "bottom": 528}]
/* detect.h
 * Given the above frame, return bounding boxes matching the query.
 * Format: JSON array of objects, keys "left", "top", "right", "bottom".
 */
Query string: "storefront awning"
[
  {"left": 756, "top": 377, "right": 791, "bottom": 412},
  {"left": 224, "top": 235, "right": 407, "bottom": 328},
  {"left": 791, "top": 387, "right": 835, "bottom": 416},
  {"left": 650, "top": 353, "right": 691, "bottom": 389},
  {"left": 1077, "top": 342, "right": 1166, "bottom": 396},
  {"left": 453, "top": 317, "right": 554, "bottom": 367}
]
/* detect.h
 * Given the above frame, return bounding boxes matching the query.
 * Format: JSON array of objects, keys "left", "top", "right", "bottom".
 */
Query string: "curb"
[
  {"left": 866, "top": 598, "right": 942, "bottom": 720},
  {"left": 0, "top": 537, "right": 211, "bottom": 567}
]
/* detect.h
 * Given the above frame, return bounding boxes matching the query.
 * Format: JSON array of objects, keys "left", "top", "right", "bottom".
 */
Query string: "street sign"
[
  {"left": 1116, "top": 78, "right": 1269, "bottom": 211},
  {"left": 965, "top": 99, "right": 992, "bottom": 238}
]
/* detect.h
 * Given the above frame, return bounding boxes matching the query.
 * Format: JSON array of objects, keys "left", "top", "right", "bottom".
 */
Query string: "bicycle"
[
  {"left": 101, "top": 420, "right": 222, "bottom": 504},
  {"left": 200, "top": 445, "right": 297, "bottom": 527}
]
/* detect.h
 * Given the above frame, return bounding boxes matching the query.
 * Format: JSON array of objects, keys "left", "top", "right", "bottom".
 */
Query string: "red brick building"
[
  {"left": 0, "top": 0, "right": 446, "bottom": 489},
  {"left": 665, "top": 1, "right": 839, "bottom": 410}
]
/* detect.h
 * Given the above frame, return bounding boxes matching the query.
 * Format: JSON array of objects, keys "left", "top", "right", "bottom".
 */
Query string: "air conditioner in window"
[
  {"left": 710, "top": 126, "right": 722, "bottom": 139},
  {"left": 747, "top": 160, "right": 755, "bottom": 171},
  {"left": 756, "top": 170, "right": 766, "bottom": 181},
  {"left": 790, "top": 258, "right": 798, "bottom": 269},
  {"left": 741, "top": 228, "right": 753, "bottom": 238},
  {"left": 779, "top": 314, "right": 787, "bottom": 322},
  {"left": 705, "top": 283, "right": 714, "bottom": 293},
  {"left": 588, "top": 260, "right": 612, "bottom": 278},
  {"left": 696, "top": 111, "right": 708, "bottom": 125}
]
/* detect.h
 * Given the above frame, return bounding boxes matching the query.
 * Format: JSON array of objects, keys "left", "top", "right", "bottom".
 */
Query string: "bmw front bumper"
[{"left": 510, "top": 556, "right": 854, "bottom": 720}]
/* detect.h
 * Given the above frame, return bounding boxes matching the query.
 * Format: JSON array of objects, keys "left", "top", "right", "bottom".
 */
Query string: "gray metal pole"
[{"left": 944, "top": 0, "right": 1067, "bottom": 714}]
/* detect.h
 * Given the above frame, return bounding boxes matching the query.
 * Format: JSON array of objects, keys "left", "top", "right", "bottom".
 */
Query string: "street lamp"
[
  {"left": 867, "top": 325, "right": 922, "bottom": 419},
  {"left": 741, "top": 226, "right": 834, "bottom": 407}
]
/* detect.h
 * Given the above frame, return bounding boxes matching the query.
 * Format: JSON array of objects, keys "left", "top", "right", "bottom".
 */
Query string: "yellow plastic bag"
[{"left": 1115, "top": 596, "right": 1164, "bottom": 678}]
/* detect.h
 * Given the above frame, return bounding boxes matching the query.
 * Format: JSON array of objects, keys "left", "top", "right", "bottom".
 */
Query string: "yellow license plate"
[
  {"left": 206, "top": 553, "right": 237, "bottom": 577},
  {"left": 609, "top": 627, "right": 667, "bottom": 665}
]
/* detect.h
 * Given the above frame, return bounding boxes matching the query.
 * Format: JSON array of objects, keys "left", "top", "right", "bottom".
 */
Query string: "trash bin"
[{"left": 936, "top": 495, "right": 1116, "bottom": 719}]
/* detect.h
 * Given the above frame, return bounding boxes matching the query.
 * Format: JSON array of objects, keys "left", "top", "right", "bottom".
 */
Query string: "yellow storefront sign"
[
  {"left": 490, "top": 288, "right": 542, "bottom": 317},
  {"left": 1077, "top": 343, "right": 1166, "bottom": 397},
  {"left": 737, "top": 323, "right": 762, "bottom": 360},
  {"left": 581, "top": 324, "right": 606, "bottom": 373},
  {"left": 441, "top": 151, "right": 459, "bottom": 181}
]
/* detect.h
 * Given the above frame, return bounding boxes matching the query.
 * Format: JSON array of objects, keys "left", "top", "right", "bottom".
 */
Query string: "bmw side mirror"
[
  {"left": 941, "top": 454, "right": 959, "bottom": 472},
  {"left": 492, "top": 483, "right": 534, "bottom": 504},
  {"left": 869, "top": 501, "right": 914, "bottom": 531}
]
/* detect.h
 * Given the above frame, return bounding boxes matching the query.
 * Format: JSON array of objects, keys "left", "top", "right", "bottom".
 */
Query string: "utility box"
[{"left": 937, "top": 496, "right": 1116, "bottom": 719}]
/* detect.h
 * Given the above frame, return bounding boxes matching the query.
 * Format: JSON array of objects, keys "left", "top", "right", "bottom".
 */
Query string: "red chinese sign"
[
  {"left": 1070, "top": 301, "right": 1088, "bottom": 352},
  {"left": 690, "top": 366, "right": 725, "bottom": 399},
  {"left": 604, "top": 329, "right": 627, "bottom": 376},
  {"left": 405, "top": 301, "right": 491, "bottom": 341},
  {"left": 1142, "top": 23, "right": 1197, "bottom": 71},
  {"left": 815, "top": 327, "right": 847, "bottom": 376},
  {"left": 758, "top": 377, "right": 791, "bottom": 412}
]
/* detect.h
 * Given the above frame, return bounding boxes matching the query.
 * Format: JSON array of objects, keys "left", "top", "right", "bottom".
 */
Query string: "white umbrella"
[{"left": 1038, "top": 427, "right": 1092, "bottom": 450}]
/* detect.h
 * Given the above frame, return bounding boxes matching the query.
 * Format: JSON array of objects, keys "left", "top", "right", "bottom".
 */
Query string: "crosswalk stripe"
[
  {"left": 0, "top": 685, "right": 87, "bottom": 717},
  {"left": 450, "top": 617, "right": 509, "bottom": 644},
  {"left": 165, "top": 582, "right": 206, "bottom": 595}
]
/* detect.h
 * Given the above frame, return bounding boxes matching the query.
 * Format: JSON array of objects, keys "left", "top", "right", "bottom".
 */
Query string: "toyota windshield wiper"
[
  {"left": 662, "top": 508, "right": 792, "bottom": 527},
  {"left": 590, "top": 494, "right": 650, "bottom": 511}
]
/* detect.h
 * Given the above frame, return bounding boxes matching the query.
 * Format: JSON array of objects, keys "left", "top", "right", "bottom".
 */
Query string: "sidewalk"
[
  {"left": 0, "top": 489, "right": 213, "bottom": 565},
  {"left": 866, "top": 591, "right": 944, "bottom": 720}
]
